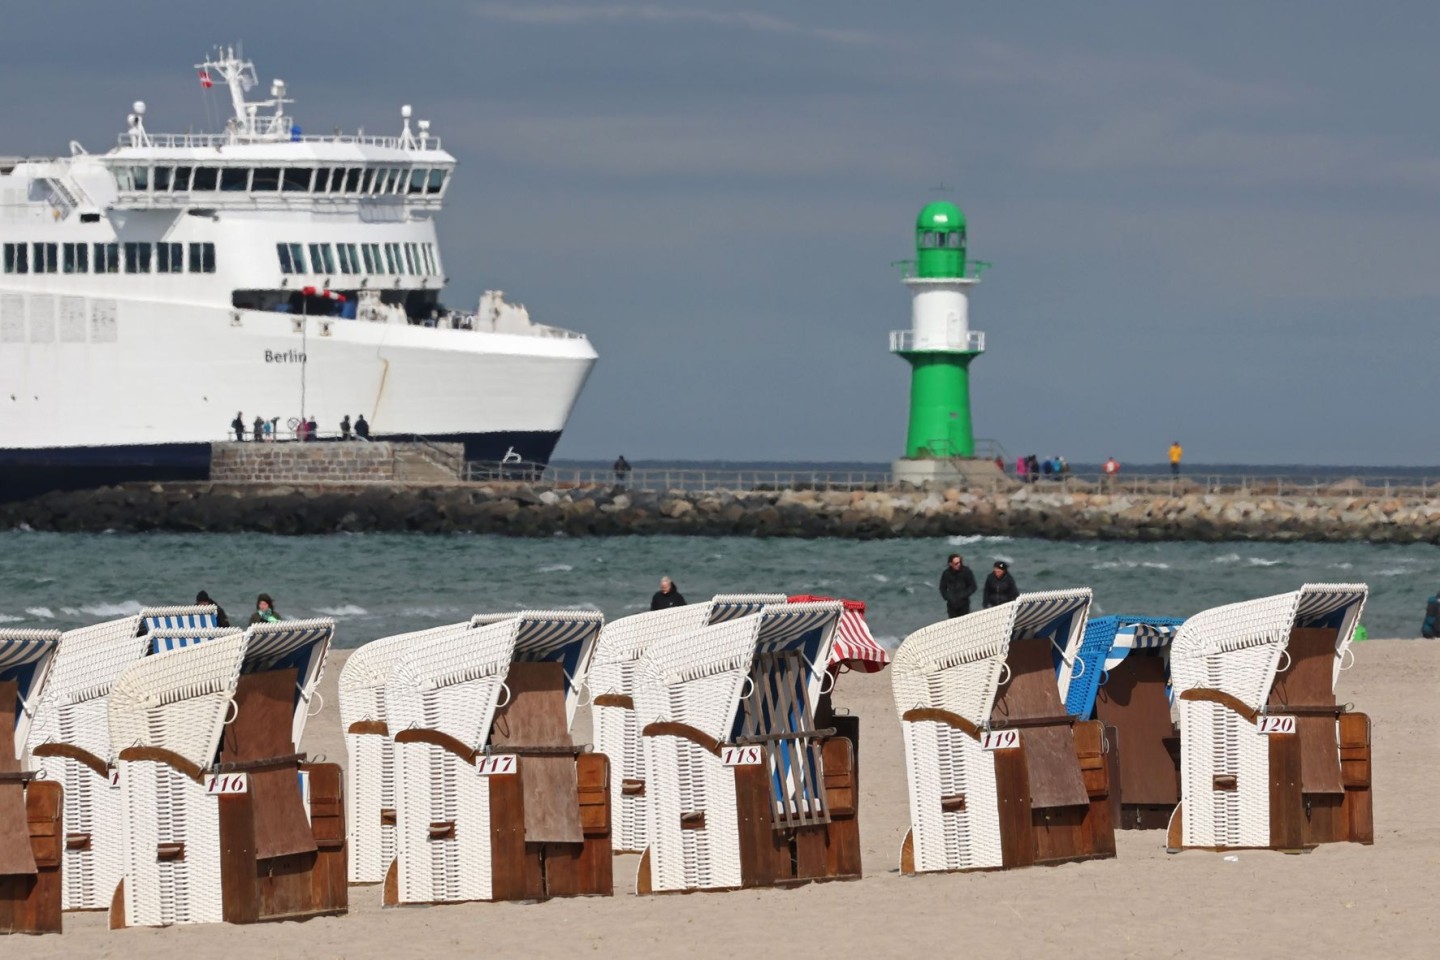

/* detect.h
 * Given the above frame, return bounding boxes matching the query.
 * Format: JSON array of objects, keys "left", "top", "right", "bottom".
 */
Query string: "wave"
[
  {"left": 25, "top": 607, "right": 54, "bottom": 618},
  {"left": 537, "top": 563, "right": 574, "bottom": 573},
  {"left": 1371, "top": 567, "right": 1411, "bottom": 578},
  {"left": 1246, "top": 558, "right": 1283, "bottom": 567},
  {"left": 1141, "top": 562, "right": 1171, "bottom": 570},
  {"left": 398, "top": 606, "right": 466, "bottom": 619},
  {"left": 1213, "top": 553, "right": 1241, "bottom": 564},
  {"left": 76, "top": 601, "right": 145, "bottom": 618},
  {"left": 871, "top": 634, "right": 901, "bottom": 650},
  {"left": 947, "top": 534, "right": 1013, "bottom": 545},
  {"left": 314, "top": 604, "right": 369, "bottom": 617},
  {"left": 0, "top": 613, "right": 23, "bottom": 623},
  {"left": 871, "top": 574, "right": 890, "bottom": 583}
]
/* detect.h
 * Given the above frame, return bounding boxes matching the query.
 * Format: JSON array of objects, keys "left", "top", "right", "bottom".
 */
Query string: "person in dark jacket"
[
  {"left": 248, "top": 592, "right": 282, "bottom": 625},
  {"left": 939, "top": 553, "right": 977, "bottom": 618},
  {"left": 983, "top": 561, "right": 1020, "bottom": 608},
  {"left": 355, "top": 414, "right": 371, "bottom": 440},
  {"left": 195, "top": 589, "right": 230, "bottom": 628},
  {"left": 1423, "top": 590, "right": 1440, "bottom": 638},
  {"left": 651, "top": 576, "right": 686, "bottom": 610},
  {"left": 231, "top": 412, "right": 246, "bottom": 441}
]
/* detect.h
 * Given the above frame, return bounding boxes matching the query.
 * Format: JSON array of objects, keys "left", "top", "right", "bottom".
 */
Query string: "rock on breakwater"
[{"left": 3, "top": 482, "right": 1439, "bottom": 542}]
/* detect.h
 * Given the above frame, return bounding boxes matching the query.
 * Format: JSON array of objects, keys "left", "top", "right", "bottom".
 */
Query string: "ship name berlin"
[{"left": 264, "top": 349, "right": 307, "bottom": 363}]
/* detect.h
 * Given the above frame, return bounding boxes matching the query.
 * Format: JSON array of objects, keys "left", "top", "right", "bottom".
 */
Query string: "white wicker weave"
[
  {"left": 108, "top": 634, "right": 247, "bottom": 927},
  {"left": 591, "top": 594, "right": 783, "bottom": 853},
  {"left": 634, "top": 601, "right": 843, "bottom": 892},
  {"left": 1169, "top": 583, "right": 1367, "bottom": 849},
  {"left": 386, "top": 618, "right": 520, "bottom": 904},
  {"left": 891, "top": 589, "right": 1093, "bottom": 873},
  {"left": 23, "top": 606, "right": 217, "bottom": 911},
  {"left": 339, "top": 619, "right": 481, "bottom": 884}
]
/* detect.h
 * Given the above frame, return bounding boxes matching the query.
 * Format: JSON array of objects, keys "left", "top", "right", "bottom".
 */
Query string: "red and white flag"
[{"left": 197, "top": 69, "right": 213, "bottom": 89}]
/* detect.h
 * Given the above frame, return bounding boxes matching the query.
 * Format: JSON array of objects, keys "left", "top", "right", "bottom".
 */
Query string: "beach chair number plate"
[
  {"left": 475, "top": 755, "right": 518, "bottom": 776},
  {"left": 981, "top": 729, "right": 1021, "bottom": 751},
  {"left": 1258, "top": 716, "right": 1297, "bottom": 735},
  {"left": 205, "top": 773, "right": 249, "bottom": 795},
  {"left": 721, "top": 746, "right": 764, "bottom": 766}
]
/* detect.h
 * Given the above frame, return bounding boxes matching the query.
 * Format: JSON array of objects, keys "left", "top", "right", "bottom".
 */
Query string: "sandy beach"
[{"left": 18, "top": 638, "right": 1439, "bottom": 959}]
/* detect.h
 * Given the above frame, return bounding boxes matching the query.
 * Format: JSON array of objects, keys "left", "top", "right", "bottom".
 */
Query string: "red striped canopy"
[{"left": 787, "top": 595, "right": 890, "bottom": 673}]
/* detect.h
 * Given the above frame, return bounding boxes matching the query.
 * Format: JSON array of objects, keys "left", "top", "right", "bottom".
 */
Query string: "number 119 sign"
[{"left": 980, "top": 729, "right": 1020, "bottom": 751}]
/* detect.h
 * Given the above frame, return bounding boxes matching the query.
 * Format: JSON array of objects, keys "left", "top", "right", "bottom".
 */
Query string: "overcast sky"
[{"left": 4, "top": 2, "right": 1437, "bottom": 465}]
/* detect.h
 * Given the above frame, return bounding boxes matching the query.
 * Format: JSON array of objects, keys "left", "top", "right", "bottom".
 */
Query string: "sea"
[{"left": 2, "top": 529, "right": 1434, "bottom": 645}]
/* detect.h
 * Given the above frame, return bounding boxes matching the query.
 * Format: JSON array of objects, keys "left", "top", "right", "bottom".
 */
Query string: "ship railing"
[
  {"left": 436, "top": 312, "right": 590, "bottom": 340},
  {"left": 114, "top": 132, "right": 445, "bottom": 151},
  {"left": 889, "top": 329, "right": 985, "bottom": 352}
]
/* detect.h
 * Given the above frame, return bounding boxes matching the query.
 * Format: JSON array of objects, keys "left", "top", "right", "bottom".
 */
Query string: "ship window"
[
  {"left": 338, "top": 243, "right": 360, "bottom": 274},
  {"left": 153, "top": 166, "right": 173, "bottom": 191},
  {"left": 123, "top": 242, "right": 151, "bottom": 273},
  {"left": 400, "top": 243, "right": 413, "bottom": 274},
  {"left": 113, "top": 168, "right": 133, "bottom": 191},
  {"left": 3, "top": 243, "right": 25, "bottom": 274},
  {"left": 94, "top": 243, "right": 120, "bottom": 273},
  {"left": 157, "top": 242, "right": 183, "bottom": 273},
  {"left": 308, "top": 243, "right": 335, "bottom": 275},
  {"left": 386, "top": 168, "right": 403, "bottom": 194},
  {"left": 383, "top": 243, "right": 399, "bottom": 274},
  {"left": 419, "top": 243, "right": 433, "bottom": 275},
  {"left": 946, "top": 232, "right": 963, "bottom": 248},
  {"left": 192, "top": 167, "right": 219, "bottom": 191},
  {"left": 360, "top": 243, "right": 377, "bottom": 273},
  {"left": 429, "top": 244, "right": 441, "bottom": 276},
  {"left": 173, "top": 166, "right": 193, "bottom": 191},
  {"left": 408, "top": 168, "right": 426, "bottom": 194},
  {"left": 220, "top": 167, "right": 249, "bottom": 191},
  {"left": 283, "top": 168, "right": 315, "bottom": 192},
  {"left": 344, "top": 167, "right": 363, "bottom": 194},
  {"left": 252, "top": 167, "right": 282, "bottom": 191},
  {"left": 290, "top": 243, "right": 307, "bottom": 273},
  {"left": 29, "top": 243, "right": 55, "bottom": 273},
  {"left": 131, "top": 167, "right": 150, "bottom": 191},
  {"left": 277, "top": 243, "right": 294, "bottom": 273},
  {"left": 63, "top": 242, "right": 88, "bottom": 274},
  {"left": 426, "top": 169, "right": 446, "bottom": 194},
  {"left": 189, "top": 242, "right": 215, "bottom": 273}
]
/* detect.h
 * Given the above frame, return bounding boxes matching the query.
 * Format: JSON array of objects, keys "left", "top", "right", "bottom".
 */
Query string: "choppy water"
[{"left": 1, "top": 531, "right": 1434, "bottom": 645}]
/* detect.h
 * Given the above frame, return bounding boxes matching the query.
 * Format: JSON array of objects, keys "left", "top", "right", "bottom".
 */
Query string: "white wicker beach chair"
[
  {"left": 1168, "top": 583, "right": 1370, "bottom": 852},
  {"left": 339, "top": 618, "right": 489, "bottom": 884},
  {"left": 591, "top": 594, "right": 786, "bottom": 853},
  {"left": 386, "top": 610, "right": 608, "bottom": 905},
  {"left": 892, "top": 589, "right": 1115, "bottom": 874},
  {"left": 635, "top": 600, "right": 854, "bottom": 894},
  {"left": 24, "top": 606, "right": 217, "bottom": 912},
  {"left": 0, "top": 627, "right": 63, "bottom": 935},
  {"left": 109, "top": 618, "right": 344, "bottom": 927}
]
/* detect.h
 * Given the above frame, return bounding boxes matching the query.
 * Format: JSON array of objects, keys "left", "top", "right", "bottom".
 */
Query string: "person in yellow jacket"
[{"left": 1169, "top": 441, "right": 1183, "bottom": 476}]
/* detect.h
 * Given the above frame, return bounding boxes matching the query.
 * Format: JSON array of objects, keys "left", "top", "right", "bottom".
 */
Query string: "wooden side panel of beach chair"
[
  {"left": 491, "top": 662, "right": 582, "bottom": 844},
  {"left": 1, "top": 680, "right": 63, "bottom": 935},
  {"left": 1095, "top": 653, "right": 1180, "bottom": 827},
  {"left": 1268, "top": 627, "right": 1346, "bottom": 847}
]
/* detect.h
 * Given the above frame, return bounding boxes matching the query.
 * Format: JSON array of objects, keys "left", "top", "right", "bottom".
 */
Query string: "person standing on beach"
[
  {"left": 983, "top": 561, "right": 1019, "bottom": 608},
  {"left": 195, "top": 589, "right": 229, "bottom": 628},
  {"left": 1423, "top": 589, "right": 1440, "bottom": 638},
  {"left": 651, "top": 576, "right": 686, "bottom": 610},
  {"left": 939, "top": 553, "right": 977, "bottom": 618},
  {"left": 248, "top": 593, "right": 282, "bottom": 625},
  {"left": 1169, "top": 441, "right": 1183, "bottom": 476}
]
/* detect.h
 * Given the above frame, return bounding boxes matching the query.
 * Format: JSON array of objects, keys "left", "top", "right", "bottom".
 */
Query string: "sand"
[{"left": 18, "top": 639, "right": 1440, "bottom": 959}]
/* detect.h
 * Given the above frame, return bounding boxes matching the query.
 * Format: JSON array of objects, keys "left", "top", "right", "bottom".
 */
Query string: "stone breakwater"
[{"left": 2, "top": 482, "right": 1438, "bottom": 542}]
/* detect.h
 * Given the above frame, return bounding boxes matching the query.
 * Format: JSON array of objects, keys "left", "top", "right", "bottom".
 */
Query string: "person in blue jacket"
[{"left": 1423, "top": 590, "right": 1440, "bottom": 638}]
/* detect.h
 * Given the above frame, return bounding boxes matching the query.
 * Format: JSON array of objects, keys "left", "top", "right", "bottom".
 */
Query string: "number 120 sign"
[
  {"left": 980, "top": 729, "right": 1020, "bottom": 751},
  {"left": 1258, "top": 716, "right": 1297, "bottom": 735}
]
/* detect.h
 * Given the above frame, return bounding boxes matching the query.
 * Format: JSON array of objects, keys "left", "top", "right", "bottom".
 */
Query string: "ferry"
[{"left": 0, "top": 47, "right": 597, "bottom": 498}]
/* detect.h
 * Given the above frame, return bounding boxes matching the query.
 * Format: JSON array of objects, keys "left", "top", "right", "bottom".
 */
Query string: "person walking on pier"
[
  {"left": 651, "top": 576, "right": 686, "bottom": 610},
  {"left": 939, "top": 553, "right": 977, "bottom": 618},
  {"left": 983, "top": 561, "right": 1019, "bottom": 609},
  {"left": 1169, "top": 441, "right": 1183, "bottom": 476},
  {"left": 613, "top": 455, "right": 632, "bottom": 486},
  {"left": 231, "top": 412, "right": 245, "bottom": 442},
  {"left": 341, "top": 415, "right": 352, "bottom": 440}
]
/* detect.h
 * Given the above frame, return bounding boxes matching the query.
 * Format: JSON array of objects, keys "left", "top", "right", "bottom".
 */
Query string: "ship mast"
[{"left": 195, "top": 45, "right": 295, "bottom": 142}]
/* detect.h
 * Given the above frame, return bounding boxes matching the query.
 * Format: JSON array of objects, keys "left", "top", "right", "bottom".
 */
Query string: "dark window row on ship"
[
  {"left": 277, "top": 241, "right": 439, "bottom": 277},
  {"left": 3, "top": 241, "right": 215, "bottom": 274},
  {"left": 113, "top": 164, "right": 448, "bottom": 197}
]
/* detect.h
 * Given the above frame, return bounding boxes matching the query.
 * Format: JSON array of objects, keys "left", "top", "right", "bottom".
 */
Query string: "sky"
[{"left": 3, "top": 1, "right": 1438, "bottom": 465}]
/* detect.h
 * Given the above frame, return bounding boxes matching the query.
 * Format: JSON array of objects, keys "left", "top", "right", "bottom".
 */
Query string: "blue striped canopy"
[
  {"left": 1295, "top": 586, "right": 1366, "bottom": 630},
  {"left": 708, "top": 594, "right": 786, "bottom": 625},
  {"left": 142, "top": 606, "right": 218, "bottom": 635},
  {"left": 510, "top": 611, "right": 605, "bottom": 695},
  {"left": 1066, "top": 615, "right": 1185, "bottom": 718},
  {"left": 1, "top": 628, "right": 61, "bottom": 733}
]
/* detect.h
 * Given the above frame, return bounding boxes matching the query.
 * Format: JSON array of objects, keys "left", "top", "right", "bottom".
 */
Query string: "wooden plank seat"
[
  {"left": 893, "top": 590, "right": 1117, "bottom": 875},
  {"left": 590, "top": 595, "right": 786, "bottom": 854},
  {"left": 634, "top": 601, "right": 864, "bottom": 894},
  {"left": 382, "top": 610, "right": 611, "bottom": 905},
  {"left": 1065, "top": 615, "right": 1186, "bottom": 830},
  {"left": 0, "top": 628, "right": 63, "bottom": 935},
  {"left": 22, "top": 606, "right": 219, "bottom": 912},
  {"left": 1166, "top": 583, "right": 1371, "bottom": 853},
  {"left": 106, "top": 619, "right": 344, "bottom": 927}
]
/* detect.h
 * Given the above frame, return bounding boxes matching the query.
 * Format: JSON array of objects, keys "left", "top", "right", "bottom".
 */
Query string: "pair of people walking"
[{"left": 939, "top": 554, "right": 1019, "bottom": 618}]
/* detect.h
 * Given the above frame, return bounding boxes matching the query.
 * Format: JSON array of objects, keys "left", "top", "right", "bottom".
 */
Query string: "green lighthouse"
[{"left": 890, "top": 201, "right": 986, "bottom": 463}]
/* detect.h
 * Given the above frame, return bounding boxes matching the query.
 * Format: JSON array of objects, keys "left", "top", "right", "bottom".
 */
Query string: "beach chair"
[
  {"left": 636, "top": 600, "right": 864, "bottom": 893},
  {"left": 1066, "top": 614, "right": 1185, "bottom": 829},
  {"left": 384, "top": 610, "right": 608, "bottom": 905},
  {"left": 24, "top": 606, "right": 218, "bottom": 911},
  {"left": 0, "top": 628, "right": 62, "bottom": 935},
  {"left": 893, "top": 589, "right": 1116, "bottom": 874},
  {"left": 339, "top": 617, "right": 501, "bottom": 884},
  {"left": 590, "top": 594, "right": 786, "bottom": 853},
  {"left": 1167, "top": 583, "right": 1370, "bottom": 852},
  {"left": 108, "top": 618, "right": 344, "bottom": 927}
]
